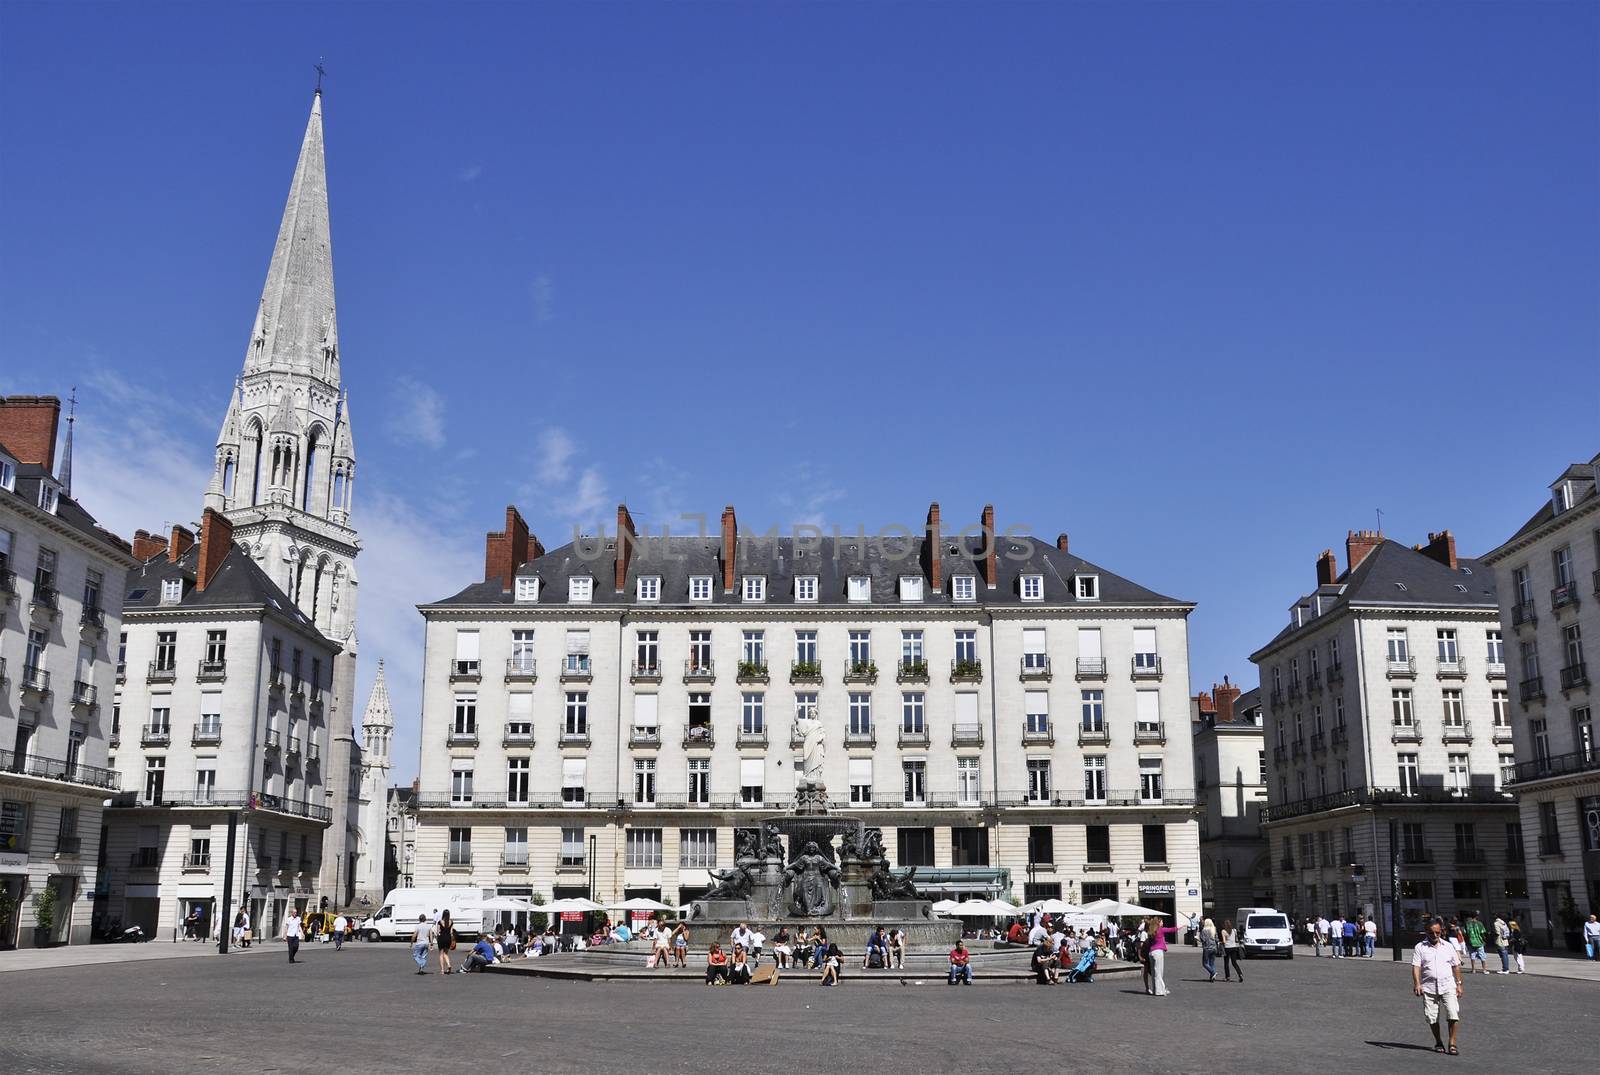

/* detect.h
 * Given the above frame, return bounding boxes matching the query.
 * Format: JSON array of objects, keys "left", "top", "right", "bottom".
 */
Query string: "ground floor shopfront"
[
  {"left": 0, "top": 774, "right": 114, "bottom": 948},
  {"left": 1508, "top": 769, "right": 1600, "bottom": 949}
]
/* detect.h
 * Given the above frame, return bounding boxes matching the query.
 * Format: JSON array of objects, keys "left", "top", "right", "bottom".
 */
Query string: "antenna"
[
  {"left": 58, "top": 386, "right": 77, "bottom": 497},
  {"left": 1375, "top": 508, "right": 1384, "bottom": 534}
]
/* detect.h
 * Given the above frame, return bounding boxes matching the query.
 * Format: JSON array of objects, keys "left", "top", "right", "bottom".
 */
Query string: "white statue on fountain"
[{"left": 795, "top": 704, "right": 825, "bottom": 787}]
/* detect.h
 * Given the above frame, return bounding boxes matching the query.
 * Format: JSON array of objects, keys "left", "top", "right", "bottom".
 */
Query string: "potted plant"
[
  {"left": 0, "top": 890, "right": 17, "bottom": 950},
  {"left": 529, "top": 893, "right": 548, "bottom": 934},
  {"left": 32, "top": 884, "right": 58, "bottom": 948}
]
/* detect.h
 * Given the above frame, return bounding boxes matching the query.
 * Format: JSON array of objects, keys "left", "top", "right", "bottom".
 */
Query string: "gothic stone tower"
[
  {"left": 204, "top": 90, "right": 362, "bottom": 904},
  {"left": 355, "top": 659, "right": 394, "bottom": 903}
]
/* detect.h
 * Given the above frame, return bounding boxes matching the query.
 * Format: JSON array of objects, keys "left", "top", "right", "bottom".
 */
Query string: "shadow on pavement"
[{"left": 1365, "top": 1041, "right": 1436, "bottom": 1052}]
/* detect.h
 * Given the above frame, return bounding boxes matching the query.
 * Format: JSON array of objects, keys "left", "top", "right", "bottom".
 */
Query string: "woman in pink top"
[{"left": 1145, "top": 916, "right": 1184, "bottom": 996}]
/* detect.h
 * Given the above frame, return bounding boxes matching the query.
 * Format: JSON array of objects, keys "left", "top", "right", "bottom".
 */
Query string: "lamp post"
[{"left": 588, "top": 833, "right": 597, "bottom": 931}]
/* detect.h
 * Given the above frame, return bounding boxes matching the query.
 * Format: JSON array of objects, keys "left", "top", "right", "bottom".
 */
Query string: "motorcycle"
[{"left": 94, "top": 918, "right": 148, "bottom": 943}]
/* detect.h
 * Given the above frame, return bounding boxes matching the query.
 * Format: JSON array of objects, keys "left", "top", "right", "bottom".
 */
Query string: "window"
[
  {"left": 567, "top": 576, "right": 593, "bottom": 603},
  {"left": 1392, "top": 689, "right": 1414, "bottom": 727},
  {"left": 82, "top": 569, "right": 102, "bottom": 613},
  {"left": 1564, "top": 624, "right": 1585, "bottom": 670},
  {"left": 848, "top": 630, "right": 871, "bottom": 669},
  {"left": 688, "top": 630, "right": 712, "bottom": 672},
  {"left": 624, "top": 829, "right": 662, "bottom": 869},
  {"left": 1575, "top": 706, "right": 1594, "bottom": 763},
  {"left": 634, "top": 758, "right": 656, "bottom": 805},
  {"left": 1139, "top": 757, "right": 1163, "bottom": 802},
  {"left": 1085, "top": 824, "right": 1110, "bottom": 864},
  {"left": 794, "top": 630, "right": 818, "bottom": 665},
  {"left": 1142, "top": 824, "right": 1167, "bottom": 864},
  {"left": 687, "top": 692, "right": 711, "bottom": 737},
  {"left": 447, "top": 828, "right": 471, "bottom": 866},
  {"left": 1442, "top": 689, "right": 1465, "bottom": 727},
  {"left": 1397, "top": 753, "right": 1420, "bottom": 795},
  {"left": 847, "top": 575, "right": 871, "bottom": 602},
  {"left": 453, "top": 630, "right": 480, "bottom": 676},
  {"left": 452, "top": 694, "right": 477, "bottom": 736},
  {"left": 952, "top": 575, "right": 976, "bottom": 602},
  {"left": 795, "top": 575, "right": 818, "bottom": 602},
  {"left": 896, "top": 828, "right": 935, "bottom": 867},
  {"left": 1024, "top": 691, "right": 1049, "bottom": 735},
  {"left": 635, "top": 575, "right": 659, "bottom": 602},
  {"left": 899, "top": 576, "right": 924, "bottom": 602},
  {"left": 561, "top": 758, "right": 586, "bottom": 804},
  {"left": 741, "top": 693, "right": 765, "bottom": 734},
  {"left": 0, "top": 457, "right": 12, "bottom": 490},
  {"left": 953, "top": 629, "right": 977, "bottom": 665},
  {"left": 1497, "top": 752, "right": 1516, "bottom": 790},
  {"left": 197, "top": 694, "right": 221, "bottom": 739},
  {"left": 742, "top": 575, "right": 766, "bottom": 602},
  {"left": 902, "top": 761, "right": 926, "bottom": 805},
  {"left": 1531, "top": 718, "right": 1550, "bottom": 765},
  {"left": 1513, "top": 566, "right": 1533, "bottom": 606},
  {"left": 849, "top": 758, "right": 873, "bottom": 804},
  {"left": 794, "top": 692, "right": 818, "bottom": 726},
  {"left": 1028, "top": 825, "right": 1054, "bottom": 864},
  {"left": 564, "top": 630, "right": 590, "bottom": 674},
  {"left": 1338, "top": 758, "right": 1349, "bottom": 790},
  {"left": 1538, "top": 801, "right": 1560, "bottom": 853},
  {"left": 1020, "top": 574, "right": 1043, "bottom": 601},
  {"left": 564, "top": 692, "right": 587, "bottom": 737},
  {"left": 1290, "top": 657, "right": 1301, "bottom": 687},
  {"left": 687, "top": 758, "right": 710, "bottom": 804},
  {"left": 900, "top": 629, "right": 924, "bottom": 664},
  {"left": 503, "top": 827, "right": 529, "bottom": 866},
  {"left": 738, "top": 759, "right": 764, "bottom": 805},
  {"left": 0, "top": 800, "right": 29, "bottom": 852},
  {"left": 147, "top": 702, "right": 171, "bottom": 735},
  {"left": 954, "top": 693, "right": 980, "bottom": 743},
  {"left": 1075, "top": 575, "right": 1099, "bottom": 600},
  {"left": 1026, "top": 759, "right": 1051, "bottom": 802},
  {"left": 34, "top": 546, "right": 56, "bottom": 590},
  {"left": 1259, "top": 750, "right": 1268, "bottom": 785},
  {"left": 507, "top": 758, "right": 530, "bottom": 804},
  {"left": 848, "top": 693, "right": 872, "bottom": 737},
  {"left": 1386, "top": 628, "right": 1409, "bottom": 663},
  {"left": 624, "top": 630, "right": 655, "bottom": 675},
  {"left": 677, "top": 829, "right": 715, "bottom": 869},
  {"left": 630, "top": 693, "right": 657, "bottom": 739},
  {"left": 505, "top": 693, "right": 534, "bottom": 739},
  {"left": 1133, "top": 627, "right": 1158, "bottom": 671},
  {"left": 1135, "top": 690, "right": 1160, "bottom": 735},
  {"left": 194, "top": 767, "right": 215, "bottom": 801},
  {"left": 741, "top": 630, "right": 765, "bottom": 666},
  {"left": 157, "top": 576, "right": 181, "bottom": 603},
  {"left": 200, "top": 630, "right": 226, "bottom": 667},
  {"left": 1084, "top": 756, "right": 1106, "bottom": 803},
  {"left": 451, "top": 766, "right": 474, "bottom": 804},
  {"left": 1312, "top": 705, "right": 1324, "bottom": 735},
  {"left": 951, "top": 826, "right": 989, "bottom": 866},
  {"left": 1335, "top": 697, "right": 1346, "bottom": 728},
  {"left": 514, "top": 576, "right": 539, "bottom": 603},
  {"left": 507, "top": 629, "right": 535, "bottom": 674},
  {"left": 957, "top": 757, "right": 980, "bottom": 804},
  {"left": 1554, "top": 545, "right": 1575, "bottom": 587},
  {"left": 1521, "top": 639, "right": 1540, "bottom": 679},
  {"left": 689, "top": 575, "right": 712, "bottom": 601},
  {"left": 154, "top": 631, "right": 177, "bottom": 671},
  {"left": 1437, "top": 629, "right": 1459, "bottom": 664},
  {"left": 901, "top": 692, "right": 925, "bottom": 733},
  {"left": 559, "top": 826, "right": 585, "bottom": 867}
]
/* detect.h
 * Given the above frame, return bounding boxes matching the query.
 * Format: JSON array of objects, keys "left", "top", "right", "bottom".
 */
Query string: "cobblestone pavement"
[{"left": 0, "top": 943, "right": 1590, "bottom": 1075}]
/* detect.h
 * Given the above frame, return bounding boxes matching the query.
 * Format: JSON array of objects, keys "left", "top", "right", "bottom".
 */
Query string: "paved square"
[{"left": 0, "top": 944, "right": 1590, "bottom": 1075}]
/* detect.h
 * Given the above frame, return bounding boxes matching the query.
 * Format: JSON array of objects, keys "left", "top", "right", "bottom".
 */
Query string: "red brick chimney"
[
  {"left": 1346, "top": 529, "right": 1383, "bottom": 574},
  {"left": 132, "top": 529, "right": 169, "bottom": 563},
  {"left": 979, "top": 504, "right": 997, "bottom": 588},
  {"left": 614, "top": 503, "right": 638, "bottom": 592},
  {"left": 921, "top": 503, "right": 943, "bottom": 593},
  {"left": 1056, "top": 533, "right": 1070, "bottom": 553},
  {"left": 1213, "top": 675, "right": 1242, "bottom": 723},
  {"left": 1419, "top": 530, "right": 1458, "bottom": 571},
  {"left": 195, "top": 508, "right": 234, "bottom": 592},
  {"left": 0, "top": 395, "right": 61, "bottom": 472},
  {"left": 720, "top": 505, "right": 737, "bottom": 593},
  {"left": 484, "top": 505, "right": 530, "bottom": 592},
  {"left": 168, "top": 524, "right": 196, "bottom": 563},
  {"left": 1316, "top": 549, "right": 1338, "bottom": 586}
]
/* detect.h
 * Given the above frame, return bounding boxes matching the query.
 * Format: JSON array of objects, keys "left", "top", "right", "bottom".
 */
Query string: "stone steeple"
[{"left": 361, "top": 658, "right": 393, "bottom": 766}]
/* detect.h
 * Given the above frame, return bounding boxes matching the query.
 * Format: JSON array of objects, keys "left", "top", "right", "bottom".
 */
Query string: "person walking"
[
  {"left": 284, "top": 908, "right": 304, "bottom": 963},
  {"left": 1509, "top": 920, "right": 1528, "bottom": 973},
  {"left": 1463, "top": 913, "right": 1488, "bottom": 974},
  {"left": 1412, "top": 917, "right": 1464, "bottom": 1055},
  {"left": 1315, "top": 914, "right": 1329, "bottom": 957},
  {"left": 410, "top": 914, "right": 432, "bottom": 974},
  {"left": 332, "top": 913, "right": 348, "bottom": 952},
  {"left": 1342, "top": 916, "right": 1358, "bottom": 960},
  {"left": 1146, "top": 916, "right": 1183, "bottom": 996},
  {"left": 1492, "top": 914, "right": 1511, "bottom": 973},
  {"left": 1584, "top": 914, "right": 1600, "bottom": 961},
  {"left": 1221, "top": 920, "right": 1244, "bottom": 982},
  {"left": 1363, "top": 914, "right": 1378, "bottom": 957},
  {"left": 1200, "top": 918, "right": 1219, "bottom": 982},
  {"left": 231, "top": 909, "right": 246, "bottom": 949},
  {"left": 436, "top": 909, "right": 456, "bottom": 975}
]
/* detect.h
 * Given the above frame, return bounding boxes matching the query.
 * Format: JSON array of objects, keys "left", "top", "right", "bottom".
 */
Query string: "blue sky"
[{"left": 3, "top": 3, "right": 1596, "bottom": 782}]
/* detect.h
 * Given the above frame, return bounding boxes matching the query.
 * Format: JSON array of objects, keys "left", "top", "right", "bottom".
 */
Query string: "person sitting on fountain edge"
[
  {"left": 863, "top": 925, "right": 889, "bottom": 969},
  {"left": 705, "top": 942, "right": 730, "bottom": 985},
  {"left": 948, "top": 938, "right": 973, "bottom": 985}
]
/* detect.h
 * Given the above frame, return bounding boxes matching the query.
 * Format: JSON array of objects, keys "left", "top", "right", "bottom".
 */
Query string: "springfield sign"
[{"left": 0, "top": 851, "right": 28, "bottom": 874}]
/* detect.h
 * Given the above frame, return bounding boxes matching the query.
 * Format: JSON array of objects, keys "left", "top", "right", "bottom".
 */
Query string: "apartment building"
[
  {"left": 1192, "top": 678, "right": 1270, "bottom": 916},
  {"left": 0, "top": 395, "right": 136, "bottom": 947},
  {"left": 413, "top": 502, "right": 1201, "bottom": 923},
  {"left": 1252, "top": 530, "right": 1521, "bottom": 937},
  {"left": 1481, "top": 453, "right": 1599, "bottom": 946}
]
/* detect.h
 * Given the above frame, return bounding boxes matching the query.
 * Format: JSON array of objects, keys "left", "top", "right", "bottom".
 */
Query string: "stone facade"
[
  {"left": 353, "top": 660, "right": 394, "bottom": 905},
  {"left": 1192, "top": 680, "right": 1271, "bottom": 917}
]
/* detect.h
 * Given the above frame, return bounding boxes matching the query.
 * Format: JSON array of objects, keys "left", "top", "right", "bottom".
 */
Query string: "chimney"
[
  {"left": 132, "top": 529, "right": 169, "bottom": 563},
  {"left": 720, "top": 505, "right": 737, "bottom": 593},
  {"left": 1316, "top": 549, "right": 1338, "bottom": 586},
  {"left": 1346, "top": 529, "right": 1382, "bottom": 575},
  {"left": 195, "top": 508, "right": 234, "bottom": 592},
  {"left": 1056, "top": 533, "right": 1070, "bottom": 553},
  {"left": 614, "top": 503, "right": 638, "bottom": 592},
  {"left": 980, "top": 504, "right": 997, "bottom": 588},
  {"left": 168, "top": 524, "right": 196, "bottom": 563},
  {"left": 1420, "top": 530, "right": 1458, "bottom": 571},
  {"left": 0, "top": 395, "right": 61, "bottom": 472},
  {"left": 1213, "top": 675, "right": 1242, "bottom": 724},
  {"left": 484, "top": 505, "right": 530, "bottom": 592},
  {"left": 921, "top": 503, "right": 943, "bottom": 592}
]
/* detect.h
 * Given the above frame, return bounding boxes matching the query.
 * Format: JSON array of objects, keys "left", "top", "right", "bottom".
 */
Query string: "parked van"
[
  {"left": 362, "top": 888, "right": 484, "bottom": 942},
  {"left": 1235, "top": 907, "right": 1294, "bottom": 958}
]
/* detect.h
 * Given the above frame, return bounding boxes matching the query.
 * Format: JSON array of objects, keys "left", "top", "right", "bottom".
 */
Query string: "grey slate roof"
[
  {"left": 426, "top": 533, "right": 1188, "bottom": 610},
  {"left": 0, "top": 456, "right": 131, "bottom": 559},
  {"left": 1500, "top": 461, "right": 1599, "bottom": 546},
  {"left": 124, "top": 540, "right": 330, "bottom": 643}
]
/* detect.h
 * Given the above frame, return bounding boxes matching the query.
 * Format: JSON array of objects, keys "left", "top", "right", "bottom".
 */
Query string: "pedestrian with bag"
[
  {"left": 1220, "top": 919, "right": 1244, "bottom": 982},
  {"left": 436, "top": 909, "right": 456, "bottom": 975},
  {"left": 1200, "top": 918, "right": 1219, "bottom": 982}
]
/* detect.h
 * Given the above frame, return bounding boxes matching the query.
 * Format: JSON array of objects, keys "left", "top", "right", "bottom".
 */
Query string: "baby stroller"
[{"left": 1065, "top": 947, "right": 1097, "bottom": 983}]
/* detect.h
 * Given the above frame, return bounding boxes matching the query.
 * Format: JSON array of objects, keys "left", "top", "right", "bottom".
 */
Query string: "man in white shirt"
[
  {"left": 332, "top": 914, "right": 348, "bottom": 951},
  {"left": 1584, "top": 914, "right": 1600, "bottom": 961},
  {"left": 1027, "top": 920, "right": 1050, "bottom": 947},
  {"left": 1315, "top": 916, "right": 1330, "bottom": 957},
  {"left": 284, "top": 908, "right": 304, "bottom": 963},
  {"left": 730, "top": 922, "right": 755, "bottom": 952},
  {"left": 1330, "top": 916, "right": 1345, "bottom": 958},
  {"left": 1412, "top": 918, "right": 1463, "bottom": 1054},
  {"left": 1363, "top": 916, "right": 1379, "bottom": 957}
]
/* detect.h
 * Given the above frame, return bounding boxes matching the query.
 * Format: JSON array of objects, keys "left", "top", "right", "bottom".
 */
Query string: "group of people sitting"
[{"left": 700, "top": 922, "right": 854, "bottom": 985}]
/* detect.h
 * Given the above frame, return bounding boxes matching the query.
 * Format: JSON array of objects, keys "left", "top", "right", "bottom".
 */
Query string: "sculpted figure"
[
  {"left": 783, "top": 840, "right": 842, "bottom": 916},
  {"left": 859, "top": 827, "right": 887, "bottom": 863},
  {"left": 794, "top": 706, "right": 825, "bottom": 786}
]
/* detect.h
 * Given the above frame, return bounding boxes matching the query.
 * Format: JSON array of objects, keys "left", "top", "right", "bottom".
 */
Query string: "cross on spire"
[{"left": 314, "top": 57, "right": 327, "bottom": 94}]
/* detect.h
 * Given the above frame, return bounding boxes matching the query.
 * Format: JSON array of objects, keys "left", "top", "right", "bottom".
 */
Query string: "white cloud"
[
  {"left": 558, "top": 466, "right": 610, "bottom": 524},
  {"left": 457, "top": 164, "right": 483, "bottom": 183},
  {"left": 535, "top": 427, "right": 576, "bottom": 484},
  {"left": 385, "top": 376, "right": 446, "bottom": 450},
  {"left": 774, "top": 465, "right": 847, "bottom": 528}
]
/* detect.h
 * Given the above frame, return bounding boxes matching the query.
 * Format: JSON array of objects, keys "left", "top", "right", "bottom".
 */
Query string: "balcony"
[
  {"left": 1131, "top": 656, "right": 1163, "bottom": 681},
  {"left": 1306, "top": 670, "right": 1323, "bottom": 692},
  {"left": 1269, "top": 687, "right": 1286, "bottom": 708},
  {"left": 1389, "top": 723, "right": 1421, "bottom": 743},
  {"left": 897, "top": 726, "right": 930, "bottom": 748},
  {"left": 500, "top": 853, "right": 530, "bottom": 872},
  {"left": 141, "top": 724, "right": 172, "bottom": 747},
  {"left": 129, "top": 849, "right": 161, "bottom": 870},
  {"left": 183, "top": 853, "right": 211, "bottom": 872},
  {"left": 0, "top": 567, "right": 14, "bottom": 603},
  {"left": 1291, "top": 739, "right": 1307, "bottom": 760},
  {"left": 196, "top": 658, "right": 227, "bottom": 682},
  {"left": 306, "top": 741, "right": 321, "bottom": 764},
  {"left": 1491, "top": 723, "right": 1513, "bottom": 743},
  {"left": 1134, "top": 722, "right": 1167, "bottom": 745},
  {"left": 1401, "top": 848, "right": 1434, "bottom": 865},
  {"left": 79, "top": 604, "right": 104, "bottom": 633},
  {"left": 255, "top": 792, "right": 333, "bottom": 822},
  {"left": 29, "top": 584, "right": 59, "bottom": 618},
  {"left": 737, "top": 727, "right": 769, "bottom": 748},
  {"left": 1287, "top": 682, "right": 1302, "bottom": 702},
  {"left": 448, "top": 659, "right": 482, "bottom": 683},
  {"left": 147, "top": 659, "right": 177, "bottom": 684},
  {"left": 446, "top": 728, "right": 479, "bottom": 748},
  {"left": 1075, "top": 657, "right": 1107, "bottom": 680},
  {"left": 844, "top": 729, "right": 876, "bottom": 749},
  {"left": 558, "top": 728, "right": 591, "bottom": 749},
  {"left": 1437, "top": 658, "right": 1466, "bottom": 679},
  {"left": 1261, "top": 784, "right": 1514, "bottom": 823},
  {"left": 1508, "top": 748, "right": 1600, "bottom": 785},
  {"left": 505, "top": 657, "right": 538, "bottom": 683},
  {"left": 1441, "top": 720, "right": 1473, "bottom": 743},
  {"left": 628, "top": 661, "right": 661, "bottom": 684},
  {"left": 949, "top": 659, "right": 983, "bottom": 684},
  {"left": 1511, "top": 601, "right": 1537, "bottom": 630},
  {"left": 1519, "top": 677, "right": 1546, "bottom": 704},
  {"left": 1327, "top": 663, "right": 1345, "bottom": 684},
  {"left": 842, "top": 661, "right": 878, "bottom": 685},
  {"left": 1021, "top": 724, "right": 1054, "bottom": 747},
  {"left": 1594, "top": 567, "right": 1600, "bottom": 596},
  {"left": 1386, "top": 656, "right": 1417, "bottom": 679},
  {"left": 20, "top": 664, "right": 50, "bottom": 695},
  {"left": 1453, "top": 847, "right": 1487, "bottom": 866},
  {"left": 264, "top": 729, "right": 281, "bottom": 752},
  {"left": 70, "top": 679, "right": 98, "bottom": 709},
  {"left": 1560, "top": 663, "right": 1590, "bottom": 692},
  {"left": 1019, "top": 656, "right": 1051, "bottom": 682},
  {"left": 1551, "top": 583, "right": 1581, "bottom": 615},
  {"left": 789, "top": 660, "right": 823, "bottom": 685},
  {"left": 682, "top": 659, "right": 714, "bottom": 684},
  {"left": 895, "top": 660, "right": 930, "bottom": 684},
  {"left": 55, "top": 834, "right": 81, "bottom": 855},
  {"left": 191, "top": 723, "right": 222, "bottom": 746},
  {"left": 951, "top": 724, "right": 984, "bottom": 748},
  {"left": 503, "top": 728, "right": 535, "bottom": 748},
  {"left": 627, "top": 727, "right": 660, "bottom": 748},
  {"left": 1505, "top": 846, "right": 1525, "bottom": 865},
  {"left": 442, "top": 855, "right": 473, "bottom": 872},
  {"left": 1279, "top": 856, "right": 1296, "bottom": 872},
  {"left": 1331, "top": 726, "right": 1349, "bottom": 749},
  {"left": 1486, "top": 661, "right": 1506, "bottom": 680},
  {"left": 1538, "top": 835, "right": 1562, "bottom": 857},
  {"left": 682, "top": 727, "right": 713, "bottom": 749},
  {"left": 736, "top": 661, "right": 770, "bottom": 685},
  {"left": 1272, "top": 744, "right": 1288, "bottom": 764},
  {"left": 268, "top": 664, "right": 285, "bottom": 693},
  {"left": 1077, "top": 724, "right": 1109, "bottom": 747},
  {"left": 285, "top": 735, "right": 302, "bottom": 760},
  {"left": 1309, "top": 731, "right": 1326, "bottom": 754}
]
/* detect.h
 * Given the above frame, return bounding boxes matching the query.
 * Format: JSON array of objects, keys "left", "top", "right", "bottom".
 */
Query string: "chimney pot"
[
  {"left": 168, "top": 524, "right": 196, "bottom": 563},
  {"left": 1345, "top": 529, "right": 1383, "bottom": 574},
  {"left": 922, "top": 503, "right": 943, "bottom": 592},
  {"left": 980, "top": 504, "right": 997, "bottom": 588},
  {"left": 0, "top": 395, "right": 62, "bottom": 473},
  {"left": 1056, "top": 533, "right": 1070, "bottom": 553},
  {"left": 195, "top": 508, "right": 235, "bottom": 591},
  {"left": 615, "top": 503, "right": 638, "bottom": 592},
  {"left": 720, "top": 505, "right": 737, "bottom": 593},
  {"left": 484, "top": 505, "right": 530, "bottom": 592},
  {"left": 1316, "top": 548, "right": 1339, "bottom": 586},
  {"left": 132, "top": 529, "right": 169, "bottom": 563}
]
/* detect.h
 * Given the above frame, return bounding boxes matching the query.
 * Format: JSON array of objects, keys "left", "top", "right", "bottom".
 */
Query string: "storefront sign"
[
  {"left": 1139, "top": 882, "right": 1175, "bottom": 896},
  {"left": 1187, "top": 889, "right": 1199, "bottom": 897},
  {"left": 560, "top": 911, "right": 582, "bottom": 922},
  {"left": 0, "top": 851, "right": 28, "bottom": 875}
]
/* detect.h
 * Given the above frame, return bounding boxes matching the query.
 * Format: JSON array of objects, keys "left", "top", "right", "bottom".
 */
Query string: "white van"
[
  {"left": 362, "top": 888, "right": 484, "bottom": 942},
  {"left": 1236, "top": 907, "right": 1294, "bottom": 959}
]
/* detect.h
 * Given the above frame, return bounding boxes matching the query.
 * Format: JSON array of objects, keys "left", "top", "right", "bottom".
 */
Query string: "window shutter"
[
  {"left": 1136, "top": 690, "right": 1160, "bottom": 723},
  {"left": 955, "top": 693, "right": 979, "bottom": 729},
  {"left": 561, "top": 759, "right": 586, "bottom": 785},
  {"left": 1078, "top": 628, "right": 1102, "bottom": 659},
  {"left": 507, "top": 694, "right": 533, "bottom": 719},
  {"left": 740, "top": 759, "right": 764, "bottom": 785},
  {"left": 849, "top": 758, "right": 873, "bottom": 785},
  {"left": 1133, "top": 628, "right": 1156, "bottom": 653},
  {"left": 1025, "top": 690, "right": 1049, "bottom": 716},
  {"left": 1022, "top": 628, "right": 1046, "bottom": 652},
  {"left": 566, "top": 630, "right": 590, "bottom": 655},
  {"left": 633, "top": 694, "right": 658, "bottom": 727},
  {"left": 454, "top": 631, "right": 479, "bottom": 661}
]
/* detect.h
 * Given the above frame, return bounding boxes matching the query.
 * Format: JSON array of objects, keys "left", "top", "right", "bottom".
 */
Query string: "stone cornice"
[
  {"left": 0, "top": 494, "right": 138, "bottom": 568},
  {"left": 1480, "top": 494, "right": 1599, "bottom": 565}
]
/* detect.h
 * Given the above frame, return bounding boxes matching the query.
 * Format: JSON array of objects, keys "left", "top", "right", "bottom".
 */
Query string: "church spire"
[
  {"left": 360, "top": 658, "right": 393, "bottom": 765},
  {"left": 245, "top": 91, "right": 338, "bottom": 383}
]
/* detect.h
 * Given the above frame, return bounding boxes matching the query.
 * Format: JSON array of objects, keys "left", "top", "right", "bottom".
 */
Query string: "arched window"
[
  {"left": 221, "top": 452, "right": 236, "bottom": 498},
  {"left": 248, "top": 426, "right": 264, "bottom": 505},
  {"left": 302, "top": 430, "right": 319, "bottom": 512}
]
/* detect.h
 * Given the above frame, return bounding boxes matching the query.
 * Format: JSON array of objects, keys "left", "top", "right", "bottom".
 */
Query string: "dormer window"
[
  {"left": 689, "top": 575, "right": 713, "bottom": 602},
  {"left": 795, "top": 575, "right": 818, "bottom": 603},
  {"left": 568, "top": 576, "right": 593, "bottom": 603},
  {"left": 951, "top": 575, "right": 976, "bottom": 603},
  {"left": 899, "top": 576, "right": 924, "bottom": 602},
  {"left": 1020, "top": 574, "right": 1044, "bottom": 602},
  {"left": 0, "top": 456, "right": 14, "bottom": 491},
  {"left": 847, "top": 575, "right": 872, "bottom": 603},
  {"left": 161, "top": 578, "right": 182, "bottom": 604},
  {"left": 1553, "top": 482, "right": 1573, "bottom": 513},
  {"left": 514, "top": 576, "right": 539, "bottom": 603},
  {"left": 636, "top": 575, "right": 660, "bottom": 602},
  {"left": 1075, "top": 575, "right": 1099, "bottom": 601},
  {"left": 742, "top": 576, "right": 766, "bottom": 603},
  {"left": 37, "top": 481, "right": 59, "bottom": 514}
]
